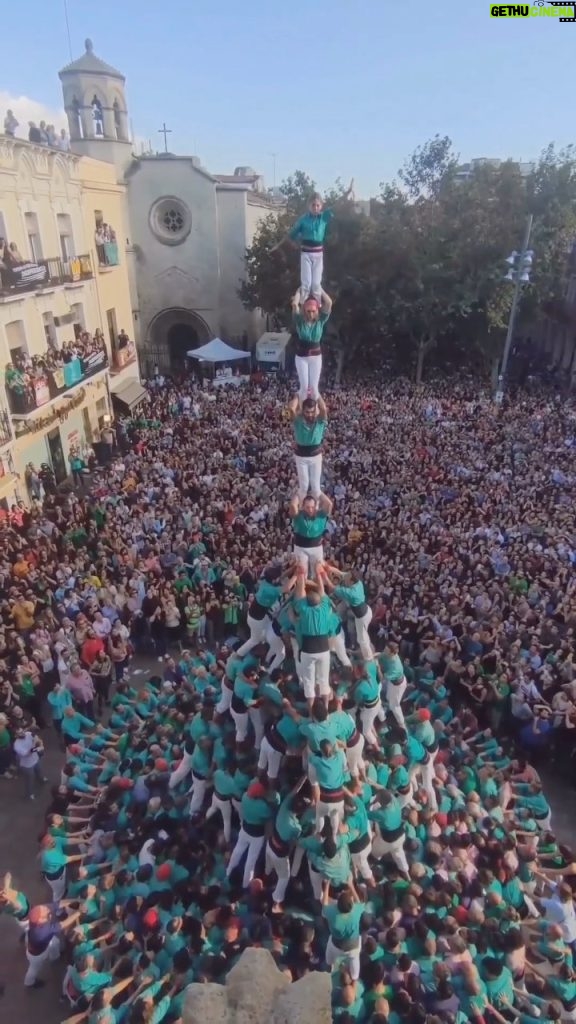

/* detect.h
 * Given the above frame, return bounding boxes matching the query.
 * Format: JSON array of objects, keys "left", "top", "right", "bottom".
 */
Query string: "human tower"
[{"left": 234, "top": 182, "right": 384, "bottom": 713}]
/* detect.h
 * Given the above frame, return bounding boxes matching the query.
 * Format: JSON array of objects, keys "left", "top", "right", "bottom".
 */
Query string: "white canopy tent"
[
  {"left": 187, "top": 338, "right": 251, "bottom": 363},
  {"left": 256, "top": 331, "right": 290, "bottom": 369}
]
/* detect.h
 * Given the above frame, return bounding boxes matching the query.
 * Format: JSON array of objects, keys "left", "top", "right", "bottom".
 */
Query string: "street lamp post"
[{"left": 495, "top": 214, "right": 534, "bottom": 404}]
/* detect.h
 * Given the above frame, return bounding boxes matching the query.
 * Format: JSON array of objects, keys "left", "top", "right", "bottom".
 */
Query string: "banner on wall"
[
  {"left": 33, "top": 377, "right": 50, "bottom": 407},
  {"left": 82, "top": 350, "right": 108, "bottom": 377}
]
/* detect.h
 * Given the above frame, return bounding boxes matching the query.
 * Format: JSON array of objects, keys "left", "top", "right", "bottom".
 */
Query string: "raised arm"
[
  {"left": 320, "top": 289, "right": 333, "bottom": 314},
  {"left": 317, "top": 395, "right": 328, "bottom": 421},
  {"left": 318, "top": 492, "right": 333, "bottom": 515},
  {"left": 295, "top": 565, "right": 307, "bottom": 600},
  {"left": 287, "top": 395, "right": 300, "bottom": 420},
  {"left": 289, "top": 495, "right": 300, "bottom": 518}
]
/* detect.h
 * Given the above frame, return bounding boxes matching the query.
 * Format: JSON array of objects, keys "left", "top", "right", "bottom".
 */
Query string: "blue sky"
[{"left": 2, "top": 1, "right": 574, "bottom": 196}]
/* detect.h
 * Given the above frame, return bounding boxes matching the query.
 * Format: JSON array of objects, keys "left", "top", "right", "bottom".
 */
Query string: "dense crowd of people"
[{"left": 0, "top": 373, "right": 576, "bottom": 1024}]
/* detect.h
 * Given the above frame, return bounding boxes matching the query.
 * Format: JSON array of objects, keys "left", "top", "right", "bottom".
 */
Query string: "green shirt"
[
  {"left": 292, "top": 511, "right": 328, "bottom": 543},
  {"left": 323, "top": 902, "right": 364, "bottom": 946},
  {"left": 241, "top": 791, "right": 279, "bottom": 827},
  {"left": 254, "top": 579, "right": 283, "bottom": 610},
  {"left": 293, "top": 416, "right": 327, "bottom": 449},
  {"left": 368, "top": 798, "right": 403, "bottom": 835},
  {"left": 275, "top": 793, "right": 303, "bottom": 843},
  {"left": 379, "top": 652, "right": 404, "bottom": 682},
  {"left": 299, "top": 717, "right": 340, "bottom": 754},
  {"left": 329, "top": 709, "right": 357, "bottom": 743},
  {"left": 309, "top": 749, "right": 347, "bottom": 791},
  {"left": 294, "top": 595, "right": 332, "bottom": 638},
  {"left": 333, "top": 581, "right": 366, "bottom": 608},
  {"left": 288, "top": 209, "right": 334, "bottom": 245},
  {"left": 293, "top": 311, "right": 330, "bottom": 347}
]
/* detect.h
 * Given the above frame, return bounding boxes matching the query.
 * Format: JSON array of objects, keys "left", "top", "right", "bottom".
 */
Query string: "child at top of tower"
[{"left": 271, "top": 180, "right": 354, "bottom": 302}]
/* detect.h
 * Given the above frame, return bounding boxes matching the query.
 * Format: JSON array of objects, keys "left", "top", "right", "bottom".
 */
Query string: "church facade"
[{"left": 59, "top": 40, "right": 278, "bottom": 375}]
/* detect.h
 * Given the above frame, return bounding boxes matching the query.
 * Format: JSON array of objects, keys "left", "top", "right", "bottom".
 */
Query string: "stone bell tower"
[{"left": 59, "top": 38, "right": 132, "bottom": 176}]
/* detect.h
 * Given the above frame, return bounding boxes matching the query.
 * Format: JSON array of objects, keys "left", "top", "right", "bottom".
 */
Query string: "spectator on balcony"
[
  {"left": 58, "top": 129, "right": 70, "bottom": 152},
  {"left": 3, "top": 110, "right": 18, "bottom": 137},
  {"left": 38, "top": 121, "right": 49, "bottom": 146},
  {"left": 28, "top": 122, "right": 42, "bottom": 144},
  {"left": 118, "top": 329, "right": 130, "bottom": 350},
  {"left": 7, "top": 242, "right": 25, "bottom": 266},
  {"left": 46, "top": 125, "right": 58, "bottom": 147}
]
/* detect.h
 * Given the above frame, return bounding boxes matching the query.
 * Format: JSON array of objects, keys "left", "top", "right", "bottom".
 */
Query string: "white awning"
[
  {"left": 187, "top": 338, "right": 251, "bottom": 362},
  {"left": 110, "top": 377, "right": 148, "bottom": 411}
]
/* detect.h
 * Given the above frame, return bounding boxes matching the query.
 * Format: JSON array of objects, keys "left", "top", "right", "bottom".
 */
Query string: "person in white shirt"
[
  {"left": 540, "top": 882, "right": 576, "bottom": 957},
  {"left": 13, "top": 729, "right": 47, "bottom": 800}
]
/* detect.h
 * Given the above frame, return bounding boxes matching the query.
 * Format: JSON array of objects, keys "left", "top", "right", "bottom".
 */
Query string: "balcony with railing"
[
  {"left": 110, "top": 337, "right": 138, "bottom": 374},
  {"left": 5, "top": 339, "right": 108, "bottom": 416},
  {"left": 0, "top": 254, "right": 93, "bottom": 298},
  {"left": 96, "top": 241, "right": 120, "bottom": 268}
]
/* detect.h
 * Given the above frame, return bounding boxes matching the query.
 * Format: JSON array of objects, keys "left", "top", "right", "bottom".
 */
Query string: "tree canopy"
[{"left": 239, "top": 138, "right": 576, "bottom": 382}]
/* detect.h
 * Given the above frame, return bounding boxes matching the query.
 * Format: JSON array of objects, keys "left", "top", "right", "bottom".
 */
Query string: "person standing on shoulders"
[
  {"left": 292, "top": 564, "right": 333, "bottom": 709},
  {"left": 287, "top": 394, "right": 328, "bottom": 501},
  {"left": 379, "top": 641, "right": 407, "bottom": 728},
  {"left": 271, "top": 183, "right": 354, "bottom": 302},
  {"left": 290, "top": 492, "right": 332, "bottom": 577},
  {"left": 323, "top": 565, "right": 374, "bottom": 661},
  {"left": 291, "top": 291, "right": 332, "bottom": 402}
]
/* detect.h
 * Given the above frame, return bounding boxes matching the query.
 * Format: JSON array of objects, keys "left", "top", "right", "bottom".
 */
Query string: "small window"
[
  {"left": 71, "top": 98, "right": 83, "bottom": 139},
  {"left": 24, "top": 212, "right": 43, "bottom": 262},
  {"left": 92, "top": 97, "right": 104, "bottom": 137},
  {"left": 57, "top": 213, "right": 75, "bottom": 262}
]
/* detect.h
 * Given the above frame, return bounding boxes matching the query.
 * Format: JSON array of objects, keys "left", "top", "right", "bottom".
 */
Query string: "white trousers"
[
  {"left": 230, "top": 708, "right": 249, "bottom": 743},
  {"left": 299, "top": 648, "right": 331, "bottom": 699},
  {"left": 359, "top": 701, "right": 385, "bottom": 747},
  {"left": 249, "top": 707, "right": 264, "bottom": 748},
  {"left": 169, "top": 751, "right": 193, "bottom": 790},
  {"left": 386, "top": 677, "right": 407, "bottom": 727},
  {"left": 265, "top": 622, "right": 286, "bottom": 673},
  {"left": 295, "top": 453, "right": 322, "bottom": 500},
  {"left": 265, "top": 843, "right": 291, "bottom": 904},
  {"left": 345, "top": 735, "right": 365, "bottom": 778},
  {"left": 353, "top": 607, "right": 374, "bottom": 660},
  {"left": 45, "top": 870, "right": 66, "bottom": 902},
  {"left": 205, "top": 794, "right": 233, "bottom": 843},
  {"left": 236, "top": 613, "right": 269, "bottom": 656},
  {"left": 258, "top": 736, "right": 283, "bottom": 780},
  {"left": 352, "top": 843, "right": 374, "bottom": 882},
  {"left": 300, "top": 250, "right": 323, "bottom": 301},
  {"left": 226, "top": 828, "right": 265, "bottom": 889},
  {"left": 414, "top": 758, "right": 438, "bottom": 812},
  {"left": 24, "top": 935, "right": 61, "bottom": 986},
  {"left": 326, "top": 936, "right": 361, "bottom": 981},
  {"left": 215, "top": 682, "right": 233, "bottom": 715},
  {"left": 295, "top": 354, "right": 322, "bottom": 402},
  {"left": 372, "top": 830, "right": 409, "bottom": 874},
  {"left": 293, "top": 543, "right": 324, "bottom": 576},
  {"left": 189, "top": 773, "right": 208, "bottom": 815},
  {"left": 315, "top": 798, "right": 344, "bottom": 837},
  {"left": 329, "top": 629, "right": 352, "bottom": 668}
]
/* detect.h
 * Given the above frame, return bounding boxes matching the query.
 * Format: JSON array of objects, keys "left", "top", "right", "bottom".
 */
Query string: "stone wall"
[{"left": 183, "top": 947, "right": 331, "bottom": 1024}]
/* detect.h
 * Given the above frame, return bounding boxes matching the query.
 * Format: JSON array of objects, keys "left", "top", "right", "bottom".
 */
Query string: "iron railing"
[{"left": 0, "top": 253, "right": 93, "bottom": 297}]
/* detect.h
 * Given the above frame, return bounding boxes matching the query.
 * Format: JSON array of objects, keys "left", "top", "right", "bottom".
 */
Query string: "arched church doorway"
[
  {"left": 145, "top": 307, "right": 210, "bottom": 377},
  {"left": 167, "top": 322, "right": 199, "bottom": 372}
]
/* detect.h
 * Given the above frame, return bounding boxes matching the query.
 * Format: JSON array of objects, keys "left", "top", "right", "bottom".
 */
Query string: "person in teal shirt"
[
  {"left": 290, "top": 493, "right": 332, "bottom": 576},
  {"left": 288, "top": 394, "right": 328, "bottom": 501},
  {"left": 353, "top": 660, "right": 383, "bottom": 747},
  {"left": 226, "top": 780, "right": 279, "bottom": 890},
  {"left": 291, "top": 291, "right": 333, "bottom": 401},
  {"left": 266, "top": 777, "right": 306, "bottom": 910},
  {"left": 309, "top": 739, "right": 348, "bottom": 837},
  {"left": 367, "top": 791, "right": 409, "bottom": 874},
  {"left": 323, "top": 565, "right": 374, "bottom": 662},
  {"left": 272, "top": 183, "right": 353, "bottom": 302},
  {"left": 323, "top": 884, "right": 365, "bottom": 980},
  {"left": 236, "top": 566, "right": 290, "bottom": 658}
]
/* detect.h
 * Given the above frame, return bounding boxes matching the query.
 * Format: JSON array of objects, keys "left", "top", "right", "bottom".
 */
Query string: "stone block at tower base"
[{"left": 182, "top": 947, "right": 331, "bottom": 1024}]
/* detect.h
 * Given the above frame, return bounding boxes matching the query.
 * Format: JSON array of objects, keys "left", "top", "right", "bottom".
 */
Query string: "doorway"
[
  {"left": 47, "top": 428, "right": 67, "bottom": 484},
  {"left": 167, "top": 322, "right": 199, "bottom": 372}
]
